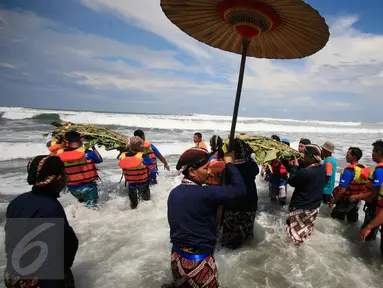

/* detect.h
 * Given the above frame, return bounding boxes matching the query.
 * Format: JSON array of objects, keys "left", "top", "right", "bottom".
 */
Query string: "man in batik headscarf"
[
  {"left": 286, "top": 144, "right": 326, "bottom": 244},
  {"left": 220, "top": 138, "right": 259, "bottom": 249},
  {"left": 164, "top": 147, "right": 246, "bottom": 288}
]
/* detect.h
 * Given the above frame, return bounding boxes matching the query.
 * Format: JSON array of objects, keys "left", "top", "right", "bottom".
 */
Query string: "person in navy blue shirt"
[
  {"left": 286, "top": 144, "right": 326, "bottom": 244},
  {"left": 220, "top": 138, "right": 259, "bottom": 249},
  {"left": 165, "top": 147, "right": 246, "bottom": 287},
  {"left": 4, "top": 155, "right": 78, "bottom": 288}
]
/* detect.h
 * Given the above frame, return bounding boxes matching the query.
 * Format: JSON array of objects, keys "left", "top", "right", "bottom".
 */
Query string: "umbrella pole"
[{"left": 228, "top": 38, "right": 249, "bottom": 152}]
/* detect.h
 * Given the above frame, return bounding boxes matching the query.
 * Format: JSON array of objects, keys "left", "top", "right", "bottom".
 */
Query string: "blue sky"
[{"left": 0, "top": 0, "right": 382, "bottom": 121}]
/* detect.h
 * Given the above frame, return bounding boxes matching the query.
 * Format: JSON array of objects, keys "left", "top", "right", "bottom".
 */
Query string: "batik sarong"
[
  {"left": 286, "top": 208, "right": 319, "bottom": 244},
  {"left": 220, "top": 210, "right": 256, "bottom": 249},
  {"left": 4, "top": 269, "right": 75, "bottom": 288},
  {"left": 168, "top": 249, "right": 218, "bottom": 288}
]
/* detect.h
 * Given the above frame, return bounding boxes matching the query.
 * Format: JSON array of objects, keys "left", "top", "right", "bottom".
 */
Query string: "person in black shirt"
[
  {"left": 286, "top": 144, "right": 326, "bottom": 244},
  {"left": 220, "top": 139, "right": 260, "bottom": 249},
  {"left": 4, "top": 155, "right": 78, "bottom": 288}
]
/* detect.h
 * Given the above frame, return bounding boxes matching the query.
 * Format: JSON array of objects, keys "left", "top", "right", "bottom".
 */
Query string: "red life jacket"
[
  {"left": 144, "top": 141, "right": 157, "bottom": 171},
  {"left": 119, "top": 152, "right": 149, "bottom": 184},
  {"left": 206, "top": 157, "right": 226, "bottom": 185},
  {"left": 341, "top": 164, "right": 370, "bottom": 199},
  {"left": 57, "top": 147, "right": 99, "bottom": 186},
  {"left": 271, "top": 159, "right": 288, "bottom": 178}
]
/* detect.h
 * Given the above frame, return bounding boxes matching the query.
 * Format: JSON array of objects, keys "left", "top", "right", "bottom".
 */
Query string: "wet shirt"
[
  {"left": 372, "top": 167, "right": 383, "bottom": 187},
  {"left": 322, "top": 156, "right": 337, "bottom": 195},
  {"left": 167, "top": 163, "right": 246, "bottom": 253},
  {"left": 288, "top": 164, "right": 326, "bottom": 211},
  {"left": 150, "top": 144, "right": 161, "bottom": 157},
  {"left": 224, "top": 159, "right": 259, "bottom": 212},
  {"left": 86, "top": 150, "right": 102, "bottom": 164},
  {"left": 339, "top": 169, "right": 355, "bottom": 188}
]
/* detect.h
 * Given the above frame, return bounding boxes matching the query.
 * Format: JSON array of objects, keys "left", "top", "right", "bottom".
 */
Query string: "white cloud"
[
  {"left": 79, "top": 0, "right": 210, "bottom": 58},
  {"left": 1, "top": 4, "right": 383, "bottom": 120},
  {"left": 0, "top": 62, "right": 16, "bottom": 69},
  {"left": 79, "top": 1, "right": 383, "bottom": 104}
]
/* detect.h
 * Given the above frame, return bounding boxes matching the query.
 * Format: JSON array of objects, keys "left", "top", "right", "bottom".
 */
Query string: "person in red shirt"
[{"left": 269, "top": 157, "right": 288, "bottom": 205}]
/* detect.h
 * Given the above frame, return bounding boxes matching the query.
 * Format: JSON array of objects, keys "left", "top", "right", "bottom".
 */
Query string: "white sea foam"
[
  {"left": 1, "top": 107, "right": 383, "bottom": 288},
  {"left": 1, "top": 107, "right": 377, "bottom": 134},
  {"left": 0, "top": 141, "right": 191, "bottom": 161},
  {"left": 1, "top": 169, "right": 381, "bottom": 287}
]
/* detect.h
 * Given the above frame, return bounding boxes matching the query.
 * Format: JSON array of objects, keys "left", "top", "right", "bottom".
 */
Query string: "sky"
[{"left": 0, "top": 0, "right": 382, "bottom": 121}]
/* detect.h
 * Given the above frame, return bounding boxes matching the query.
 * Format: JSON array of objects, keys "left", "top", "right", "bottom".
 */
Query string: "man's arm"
[
  {"left": 151, "top": 144, "right": 169, "bottom": 170},
  {"left": 205, "top": 162, "right": 247, "bottom": 203},
  {"left": 330, "top": 170, "right": 354, "bottom": 207},
  {"left": 361, "top": 188, "right": 383, "bottom": 242},
  {"left": 325, "top": 162, "right": 333, "bottom": 182},
  {"left": 351, "top": 168, "right": 383, "bottom": 202},
  {"left": 86, "top": 149, "right": 103, "bottom": 164}
]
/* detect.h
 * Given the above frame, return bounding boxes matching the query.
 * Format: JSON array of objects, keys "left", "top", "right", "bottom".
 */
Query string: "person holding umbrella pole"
[{"left": 160, "top": 0, "right": 329, "bottom": 285}]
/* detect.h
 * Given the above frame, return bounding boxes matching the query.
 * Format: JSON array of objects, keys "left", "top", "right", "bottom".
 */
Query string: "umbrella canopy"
[
  {"left": 161, "top": 0, "right": 329, "bottom": 59},
  {"left": 160, "top": 0, "right": 329, "bottom": 152}
]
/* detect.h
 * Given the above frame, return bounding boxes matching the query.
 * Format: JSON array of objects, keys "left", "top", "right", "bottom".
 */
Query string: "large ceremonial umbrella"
[{"left": 160, "top": 0, "right": 330, "bottom": 151}]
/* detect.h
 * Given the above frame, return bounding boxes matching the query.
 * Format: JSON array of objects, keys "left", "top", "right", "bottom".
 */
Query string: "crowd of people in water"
[{"left": 3, "top": 125, "right": 383, "bottom": 287}]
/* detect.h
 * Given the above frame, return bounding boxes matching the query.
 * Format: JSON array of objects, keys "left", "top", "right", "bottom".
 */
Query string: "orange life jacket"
[
  {"left": 47, "top": 140, "right": 62, "bottom": 155},
  {"left": 119, "top": 152, "right": 149, "bottom": 184},
  {"left": 206, "top": 157, "right": 226, "bottom": 185},
  {"left": 371, "top": 163, "right": 383, "bottom": 214},
  {"left": 341, "top": 164, "right": 370, "bottom": 199},
  {"left": 143, "top": 141, "right": 157, "bottom": 171},
  {"left": 196, "top": 141, "right": 208, "bottom": 151},
  {"left": 57, "top": 147, "right": 99, "bottom": 186}
]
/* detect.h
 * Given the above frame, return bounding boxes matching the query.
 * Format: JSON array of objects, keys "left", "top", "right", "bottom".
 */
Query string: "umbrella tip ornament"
[{"left": 218, "top": 0, "right": 280, "bottom": 39}]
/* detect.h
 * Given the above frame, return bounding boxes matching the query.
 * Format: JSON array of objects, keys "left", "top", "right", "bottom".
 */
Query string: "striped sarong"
[
  {"left": 167, "top": 250, "right": 219, "bottom": 288},
  {"left": 286, "top": 208, "right": 319, "bottom": 244}
]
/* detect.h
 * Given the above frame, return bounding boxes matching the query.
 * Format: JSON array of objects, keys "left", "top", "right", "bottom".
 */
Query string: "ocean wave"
[
  {"left": 31, "top": 113, "right": 62, "bottom": 123},
  {"left": 0, "top": 141, "right": 191, "bottom": 161},
  {"left": 0, "top": 107, "right": 379, "bottom": 134}
]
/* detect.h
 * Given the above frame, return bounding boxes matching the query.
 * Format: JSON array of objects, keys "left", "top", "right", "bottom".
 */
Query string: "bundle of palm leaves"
[
  {"left": 44, "top": 122, "right": 130, "bottom": 151},
  {"left": 224, "top": 134, "right": 301, "bottom": 163}
]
